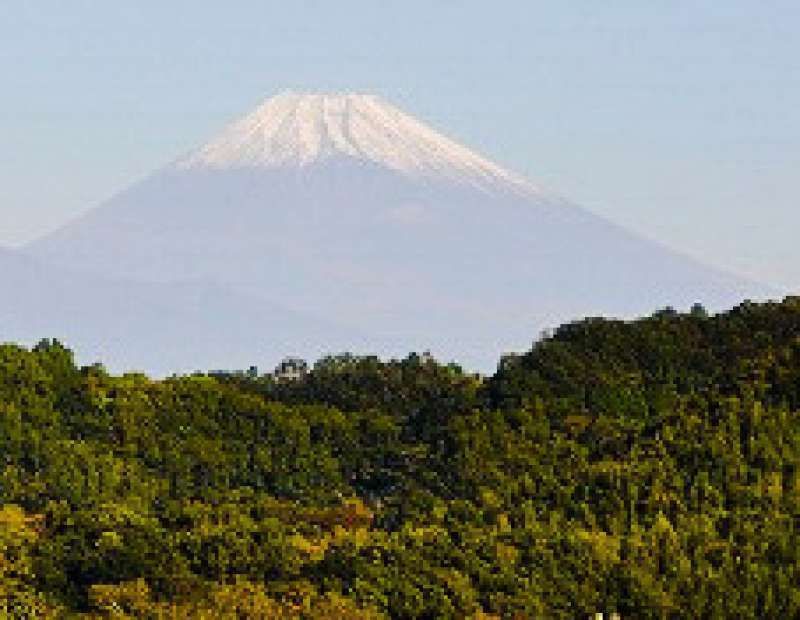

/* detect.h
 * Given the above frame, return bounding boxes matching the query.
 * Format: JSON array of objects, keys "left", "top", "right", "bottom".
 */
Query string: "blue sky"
[{"left": 2, "top": 1, "right": 798, "bottom": 289}]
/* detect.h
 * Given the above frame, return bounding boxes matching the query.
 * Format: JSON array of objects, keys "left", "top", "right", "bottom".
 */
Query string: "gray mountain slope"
[
  {"left": 27, "top": 159, "right": 776, "bottom": 372},
  {"left": 0, "top": 247, "right": 382, "bottom": 375}
]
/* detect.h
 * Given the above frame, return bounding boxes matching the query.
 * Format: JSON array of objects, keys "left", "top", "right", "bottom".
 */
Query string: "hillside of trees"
[{"left": 2, "top": 298, "right": 800, "bottom": 617}]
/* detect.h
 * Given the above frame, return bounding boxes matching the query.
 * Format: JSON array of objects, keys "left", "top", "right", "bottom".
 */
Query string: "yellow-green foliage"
[{"left": 2, "top": 300, "right": 800, "bottom": 617}]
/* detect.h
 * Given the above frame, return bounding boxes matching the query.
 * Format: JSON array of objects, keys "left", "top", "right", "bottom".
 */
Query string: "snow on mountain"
[
  {"left": 23, "top": 92, "right": 778, "bottom": 373},
  {"left": 173, "top": 91, "right": 537, "bottom": 195}
]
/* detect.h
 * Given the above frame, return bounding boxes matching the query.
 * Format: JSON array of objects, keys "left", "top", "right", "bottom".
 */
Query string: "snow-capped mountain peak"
[
  {"left": 173, "top": 91, "right": 538, "bottom": 193},
  {"left": 24, "top": 91, "right": 776, "bottom": 374}
]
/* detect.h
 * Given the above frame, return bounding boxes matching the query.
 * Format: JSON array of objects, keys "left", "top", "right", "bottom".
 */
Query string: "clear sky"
[{"left": 2, "top": 1, "right": 798, "bottom": 289}]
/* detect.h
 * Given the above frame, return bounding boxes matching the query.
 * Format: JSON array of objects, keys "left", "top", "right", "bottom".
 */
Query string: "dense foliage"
[{"left": 2, "top": 298, "right": 800, "bottom": 617}]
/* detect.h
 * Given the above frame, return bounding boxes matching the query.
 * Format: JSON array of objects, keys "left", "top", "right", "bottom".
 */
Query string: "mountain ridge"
[{"left": 0, "top": 245, "right": 386, "bottom": 375}]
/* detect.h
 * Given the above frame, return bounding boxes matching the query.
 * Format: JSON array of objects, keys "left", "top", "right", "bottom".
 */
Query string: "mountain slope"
[
  {"left": 25, "top": 92, "right": 777, "bottom": 371},
  {"left": 0, "top": 247, "right": 378, "bottom": 375}
]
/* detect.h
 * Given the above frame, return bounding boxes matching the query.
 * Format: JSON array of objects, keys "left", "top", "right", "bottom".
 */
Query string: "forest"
[{"left": 2, "top": 298, "right": 800, "bottom": 618}]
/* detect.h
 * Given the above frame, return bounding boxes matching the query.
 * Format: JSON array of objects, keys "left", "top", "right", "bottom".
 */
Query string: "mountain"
[
  {"left": 0, "top": 246, "right": 377, "bottom": 375},
  {"left": 25, "top": 92, "right": 776, "bottom": 371}
]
